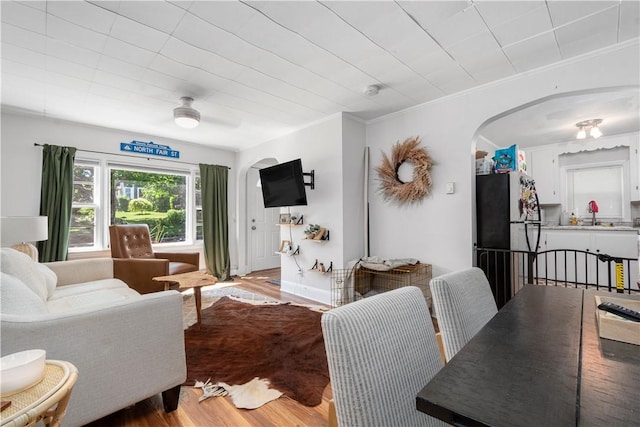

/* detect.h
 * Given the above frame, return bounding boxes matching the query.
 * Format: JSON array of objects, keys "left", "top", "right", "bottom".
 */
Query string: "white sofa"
[{"left": 0, "top": 248, "right": 186, "bottom": 427}]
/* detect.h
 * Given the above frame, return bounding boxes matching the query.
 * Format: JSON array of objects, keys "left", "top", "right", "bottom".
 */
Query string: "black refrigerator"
[{"left": 476, "top": 172, "right": 540, "bottom": 308}]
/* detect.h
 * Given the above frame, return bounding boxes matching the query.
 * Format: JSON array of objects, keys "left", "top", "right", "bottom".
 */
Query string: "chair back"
[
  {"left": 109, "top": 224, "right": 155, "bottom": 259},
  {"left": 430, "top": 267, "right": 498, "bottom": 362},
  {"left": 321, "top": 286, "right": 445, "bottom": 427}
]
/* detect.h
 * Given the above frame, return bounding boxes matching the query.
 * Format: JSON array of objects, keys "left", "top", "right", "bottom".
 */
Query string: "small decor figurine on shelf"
[
  {"left": 279, "top": 240, "right": 291, "bottom": 253},
  {"left": 313, "top": 228, "right": 328, "bottom": 240},
  {"left": 310, "top": 259, "right": 333, "bottom": 273},
  {"left": 279, "top": 213, "right": 291, "bottom": 224},
  {"left": 304, "top": 224, "right": 321, "bottom": 239}
]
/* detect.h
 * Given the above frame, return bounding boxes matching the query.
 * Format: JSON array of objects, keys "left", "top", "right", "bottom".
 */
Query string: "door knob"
[{"left": 251, "top": 226, "right": 256, "bottom": 230}]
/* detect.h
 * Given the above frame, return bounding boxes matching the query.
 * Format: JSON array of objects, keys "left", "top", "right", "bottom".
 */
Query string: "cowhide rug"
[
  {"left": 182, "top": 285, "right": 274, "bottom": 329},
  {"left": 184, "top": 296, "right": 330, "bottom": 408}
]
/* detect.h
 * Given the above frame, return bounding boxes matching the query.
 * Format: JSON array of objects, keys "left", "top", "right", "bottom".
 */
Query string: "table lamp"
[{"left": 0, "top": 216, "right": 49, "bottom": 261}]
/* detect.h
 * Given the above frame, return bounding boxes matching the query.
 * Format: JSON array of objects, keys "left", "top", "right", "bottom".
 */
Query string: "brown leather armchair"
[{"left": 109, "top": 224, "right": 200, "bottom": 294}]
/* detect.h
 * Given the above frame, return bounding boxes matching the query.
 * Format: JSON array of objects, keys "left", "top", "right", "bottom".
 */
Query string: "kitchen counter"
[{"left": 542, "top": 225, "right": 638, "bottom": 233}]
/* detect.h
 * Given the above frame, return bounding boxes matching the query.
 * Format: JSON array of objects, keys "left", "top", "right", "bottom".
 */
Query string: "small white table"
[{"left": 0, "top": 360, "right": 78, "bottom": 427}]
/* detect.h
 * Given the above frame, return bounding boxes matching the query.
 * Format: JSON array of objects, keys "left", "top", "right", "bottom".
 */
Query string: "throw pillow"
[
  {"left": 0, "top": 272, "right": 48, "bottom": 315},
  {"left": 35, "top": 262, "right": 57, "bottom": 297},
  {"left": 0, "top": 248, "right": 49, "bottom": 301}
]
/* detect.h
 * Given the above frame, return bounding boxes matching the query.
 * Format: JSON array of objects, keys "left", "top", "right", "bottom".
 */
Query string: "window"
[
  {"left": 69, "top": 162, "right": 99, "bottom": 249},
  {"left": 566, "top": 165, "right": 626, "bottom": 219},
  {"left": 560, "top": 147, "right": 630, "bottom": 221},
  {"left": 110, "top": 167, "right": 188, "bottom": 243},
  {"left": 68, "top": 160, "right": 200, "bottom": 252}
]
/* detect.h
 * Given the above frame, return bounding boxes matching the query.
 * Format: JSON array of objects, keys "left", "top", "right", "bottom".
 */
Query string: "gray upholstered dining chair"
[
  {"left": 321, "top": 286, "right": 447, "bottom": 427},
  {"left": 430, "top": 267, "right": 498, "bottom": 362}
]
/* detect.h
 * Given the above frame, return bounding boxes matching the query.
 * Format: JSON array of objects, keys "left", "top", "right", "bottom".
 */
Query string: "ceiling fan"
[
  {"left": 170, "top": 96, "right": 242, "bottom": 130},
  {"left": 173, "top": 97, "right": 200, "bottom": 129}
]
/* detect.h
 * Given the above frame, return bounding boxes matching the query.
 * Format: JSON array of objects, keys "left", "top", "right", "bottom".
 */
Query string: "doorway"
[
  {"left": 472, "top": 86, "right": 640, "bottom": 298},
  {"left": 246, "top": 160, "right": 281, "bottom": 273}
]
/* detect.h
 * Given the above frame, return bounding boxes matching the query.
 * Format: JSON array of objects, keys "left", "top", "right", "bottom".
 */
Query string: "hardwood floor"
[{"left": 86, "top": 268, "right": 333, "bottom": 427}]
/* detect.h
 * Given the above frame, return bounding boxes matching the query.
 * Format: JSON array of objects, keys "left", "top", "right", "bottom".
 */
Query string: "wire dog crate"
[{"left": 331, "top": 262, "right": 432, "bottom": 309}]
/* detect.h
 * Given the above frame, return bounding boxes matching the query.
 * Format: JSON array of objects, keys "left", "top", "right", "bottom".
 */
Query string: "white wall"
[
  {"left": 236, "top": 113, "right": 366, "bottom": 304},
  {"left": 0, "top": 112, "right": 238, "bottom": 267},
  {"left": 365, "top": 40, "right": 640, "bottom": 278}
]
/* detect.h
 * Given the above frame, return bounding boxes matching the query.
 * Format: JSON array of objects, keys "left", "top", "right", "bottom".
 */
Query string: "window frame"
[
  {"left": 70, "top": 159, "right": 102, "bottom": 251},
  {"left": 560, "top": 159, "right": 630, "bottom": 221},
  {"left": 68, "top": 157, "right": 201, "bottom": 253}
]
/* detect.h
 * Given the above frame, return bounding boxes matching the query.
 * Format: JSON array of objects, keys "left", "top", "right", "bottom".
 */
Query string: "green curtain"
[
  {"left": 199, "top": 163, "right": 231, "bottom": 281},
  {"left": 38, "top": 144, "right": 77, "bottom": 262}
]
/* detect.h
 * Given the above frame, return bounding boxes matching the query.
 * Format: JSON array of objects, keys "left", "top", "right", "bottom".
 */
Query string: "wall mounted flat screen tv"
[{"left": 259, "top": 159, "right": 308, "bottom": 208}]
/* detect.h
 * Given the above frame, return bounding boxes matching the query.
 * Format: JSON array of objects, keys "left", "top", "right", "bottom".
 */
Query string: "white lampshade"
[
  {"left": 1, "top": 216, "right": 48, "bottom": 260},
  {"left": 575, "top": 119, "right": 603, "bottom": 140},
  {"left": 174, "top": 116, "right": 200, "bottom": 129},
  {"left": 590, "top": 126, "right": 602, "bottom": 139},
  {"left": 173, "top": 97, "right": 200, "bottom": 129}
]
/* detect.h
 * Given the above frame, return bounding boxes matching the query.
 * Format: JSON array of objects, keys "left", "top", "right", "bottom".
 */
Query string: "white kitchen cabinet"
[
  {"left": 536, "top": 230, "right": 591, "bottom": 283},
  {"left": 535, "top": 228, "right": 639, "bottom": 288},
  {"left": 592, "top": 232, "right": 638, "bottom": 258},
  {"left": 529, "top": 148, "right": 560, "bottom": 204},
  {"left": 543, "top": 230, "right": 591, "bottom": 251},
  {"left": 592, "top": 232, "right": 639, "bottom": 287}
]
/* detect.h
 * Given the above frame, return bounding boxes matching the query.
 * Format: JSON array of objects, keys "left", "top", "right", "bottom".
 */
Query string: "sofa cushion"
[
  {"left": 46, "top": 258, "right": 114, "bottom": 287},
  {"left": 46, "top": 287, "right": 140, "bottom": 313},
  {"left": 48, "top": 278, "right": 131, "bottom": 301},
  {"left": 0, "top": 272, "right": 48, "bottom": 315},
  {"left": 169, "top": 261, "right": 198, "bottom": 275},
  {"left": 0, "top": 248, "right": 48, "bottom": 301}
]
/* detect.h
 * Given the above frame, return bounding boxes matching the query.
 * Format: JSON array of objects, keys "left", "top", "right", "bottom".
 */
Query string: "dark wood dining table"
[{"left": 416, "top": 285, "right": 640, "bottom": 427}]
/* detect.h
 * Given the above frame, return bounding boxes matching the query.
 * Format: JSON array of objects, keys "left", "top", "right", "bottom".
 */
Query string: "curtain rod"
[{"left": 33, "top": 143, "right": 230, "bottom": 169}]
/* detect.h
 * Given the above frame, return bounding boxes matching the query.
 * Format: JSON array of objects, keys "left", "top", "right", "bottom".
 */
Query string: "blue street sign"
[{"left": 120, "top": 140, "right": 180, "bottom": 159}]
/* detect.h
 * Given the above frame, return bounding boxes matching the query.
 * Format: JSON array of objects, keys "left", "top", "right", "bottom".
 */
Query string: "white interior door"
[{"left": 248, "top": 167, "right": 281, "bottom": 272}]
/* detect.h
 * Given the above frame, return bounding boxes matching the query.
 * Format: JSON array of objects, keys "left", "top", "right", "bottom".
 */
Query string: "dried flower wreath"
[{"left": 375, "top": 136, "right": 433, "bottom": 204}]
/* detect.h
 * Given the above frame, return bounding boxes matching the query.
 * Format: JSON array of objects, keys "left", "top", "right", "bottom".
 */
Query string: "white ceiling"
[
  {"left": 480, "top": 87, "right": 640, "bottom": 147},
  {"left": 1, "top": 1, "right": 639, "bottom": 151}
]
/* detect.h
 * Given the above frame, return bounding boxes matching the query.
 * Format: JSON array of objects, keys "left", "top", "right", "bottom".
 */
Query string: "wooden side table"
[
  {"left": 152, "top": 270, "right": 218, "bottom": 328},
  {"left": 0, "top": 360, "right": 78, "bottom": 427}
]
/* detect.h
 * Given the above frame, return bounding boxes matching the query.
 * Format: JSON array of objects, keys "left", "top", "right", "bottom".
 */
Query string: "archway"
[
  {"left": 472, "top": 85, "right": 639, "bottom": 237},
  {"left": 470, "top": 86, "right": 640, "bottom": 302},
  {"left": 474, "top": 86, "right": 639, "bottom": 150}
]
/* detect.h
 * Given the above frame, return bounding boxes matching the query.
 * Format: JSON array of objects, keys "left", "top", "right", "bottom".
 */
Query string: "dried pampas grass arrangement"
[{"left": 376, "top": 136, "right": 433, "bottom": 204}]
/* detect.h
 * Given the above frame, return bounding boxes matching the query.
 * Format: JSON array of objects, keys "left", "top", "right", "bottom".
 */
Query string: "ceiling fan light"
[
  {"left": 174, "top": 115, "right": 200, "bottom": 129},
  {"left": 173, "top": 97, "right": 200, "bottom": 129},
  {"left": 575, "top": 118, "right": 602, "bottom": 140}
]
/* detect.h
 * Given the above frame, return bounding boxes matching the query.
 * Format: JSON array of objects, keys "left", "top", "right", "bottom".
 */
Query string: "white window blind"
[{"left": 566, "top": 165, "right": 624, "bottom": 218}]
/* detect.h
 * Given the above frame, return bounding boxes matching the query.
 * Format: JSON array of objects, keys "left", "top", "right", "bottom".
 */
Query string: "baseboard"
[{"left": 280, "top": 280, "right": 332, "bottom": 305}]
